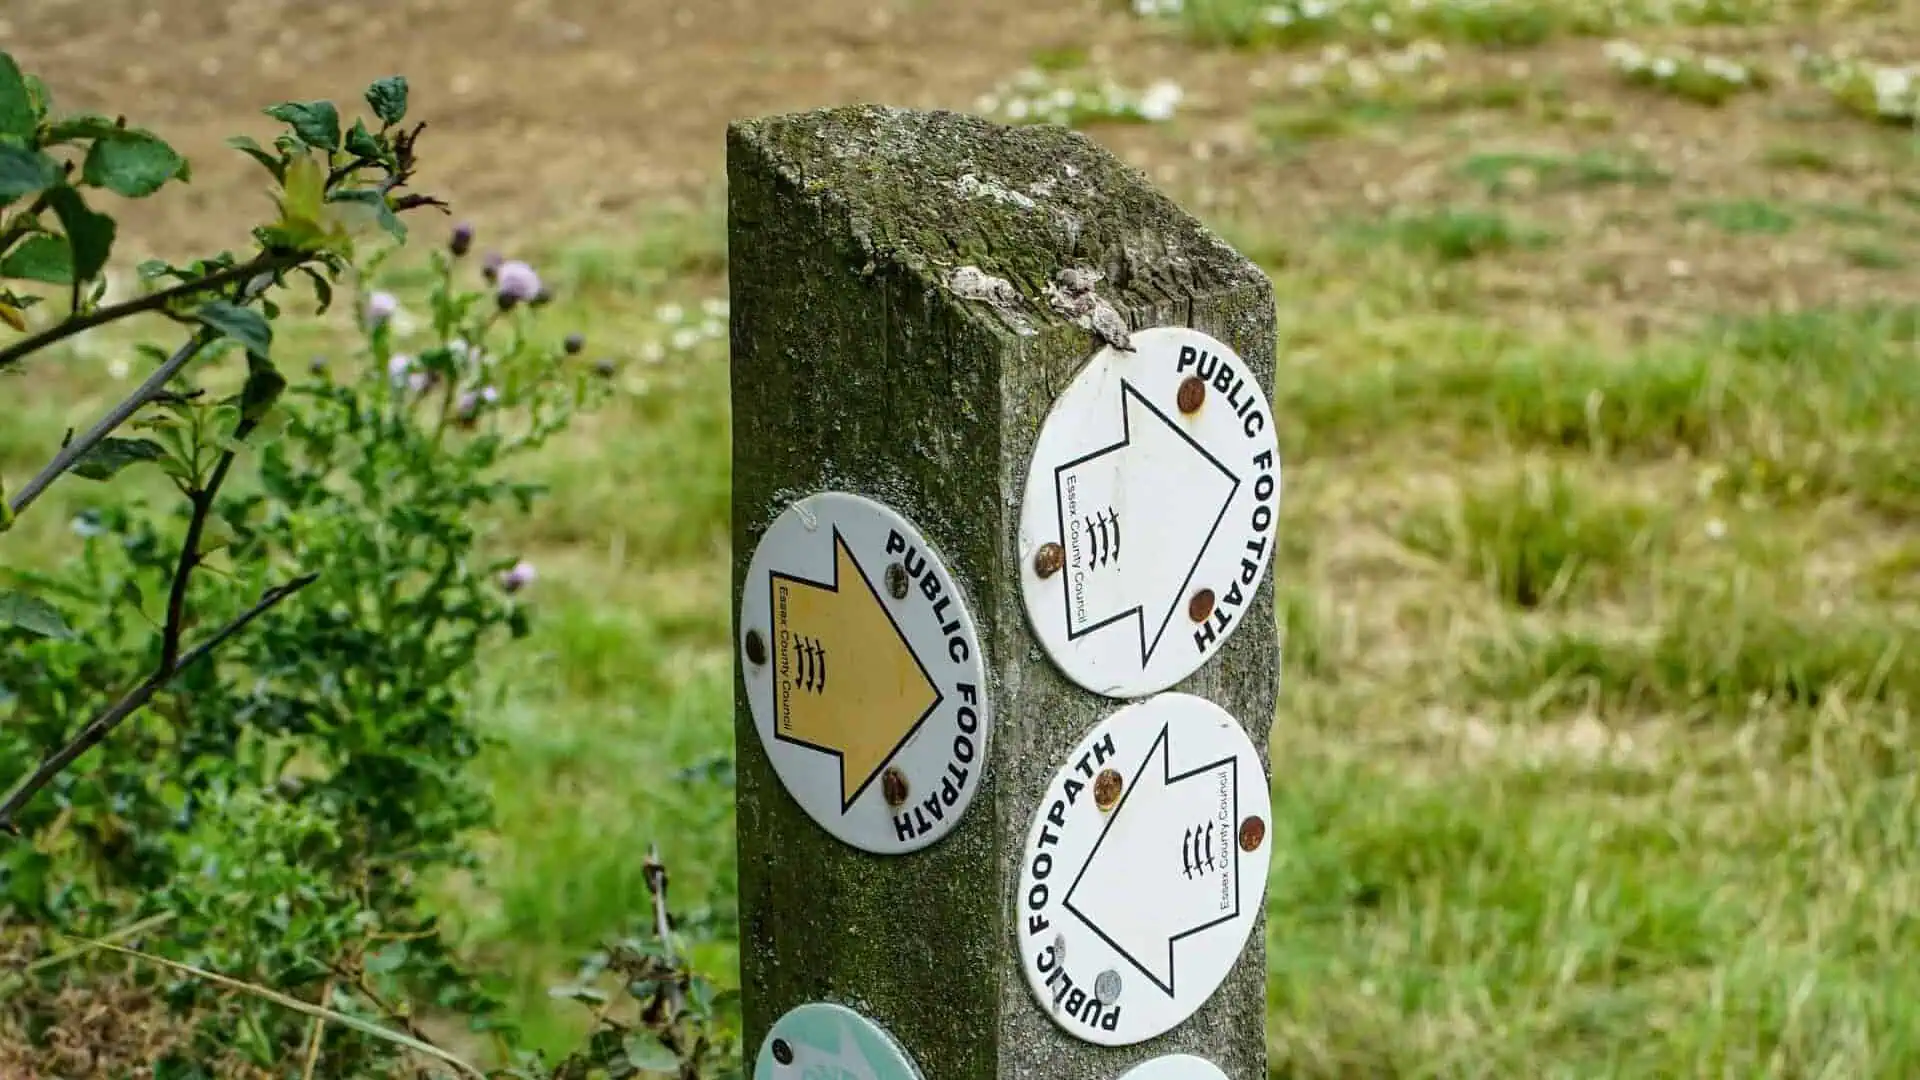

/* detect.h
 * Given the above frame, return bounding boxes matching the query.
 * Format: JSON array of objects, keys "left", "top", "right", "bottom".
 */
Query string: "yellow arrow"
[{"left": 769, "top": 528, "right": 942, "bottom": 810}]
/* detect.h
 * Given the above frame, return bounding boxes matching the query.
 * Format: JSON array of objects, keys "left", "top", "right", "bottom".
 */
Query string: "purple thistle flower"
[
  {"left": 364, "top": 290, "right": 399, "bottom": 328},
  {"left": 480, "top": 385, "right": 500, "bottom": 404},
  {"left": 495, "top": 260, "right": 541, "bottom": 310},
  {"left": 450, "top": 222, "right": 475, "bottom": 257},
  {"left": 387, "top": 353, "right": 413, "bottom": 386},
  {"left": 499, "top": 559, "right": 537, "bottom": 593},
  {"left": 407, "top": 370, "right": 432, "bottom": 394}
]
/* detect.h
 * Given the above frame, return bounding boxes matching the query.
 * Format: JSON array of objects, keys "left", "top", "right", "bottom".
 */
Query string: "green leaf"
[
  {"left": 364, "top": 941, "right": 408, "bottom": 974},
  {"left": 0, "top": 234, "right": 73, "bottom": 283},
  {"left": 298, "top": 265, "right": 333, "bottom": 314},
  {"left": 0, "top": 53, "right": 34, "bottom": 139},
  {"left": 196, "top": 300, "right": 271, "bottom": 360},
  {"left": 623, "top": 1034, "right": 680, "bottom": 1074},
  {"left": 45, "top": 185, "right": 115, "bottom": 281},
  {"left": 365, "top": 76, "right": 409, "bottom": 127},
  {"left": 0, "top": 589, "right": 73, "bottom": 639},
  {"left": 344, "top": 118, "right": 382, "bottom": 161},
  {"left": 82, "top": 132, "right": 187, "bottom": 198},
  {"left": 240, "top": 353, "right": 286, "bottom": 423},
  {"left": 225, "top": 135, "right": 284, "bottom": 181},
  {"left": 263, "top": 100, "right": 340, "bottom": 151},
  {"left": 0, "top": 145, "right": 60, "bottom": 200},
  {"left": 44, "top": 113, "right": 120, "bottom": 143},
  {"left": 70, "top": 436, "right": 163, "bottom": 480},
  {"left": 326, "top": 187, "right": 404, "bottom": 241}
]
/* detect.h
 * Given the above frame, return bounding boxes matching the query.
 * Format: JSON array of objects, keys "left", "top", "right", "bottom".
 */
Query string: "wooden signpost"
[{"left": 729, "top": 104, "right": 1281, "bottom": 1080}]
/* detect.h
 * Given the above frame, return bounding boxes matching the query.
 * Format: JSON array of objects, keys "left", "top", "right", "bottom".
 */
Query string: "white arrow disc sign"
[
  {"left": 1016, "top": 692, "right": 1273, "bottom": 1046},
  {"left": 1019, "top": 326, "right": 1282, "bottom": 699}
]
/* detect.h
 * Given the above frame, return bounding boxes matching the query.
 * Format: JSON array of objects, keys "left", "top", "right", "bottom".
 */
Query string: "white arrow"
[
  {"left": 1063, "top": 723, "right": 1241, "bottom": 996},
  {"left": 1050, "top": 381, "right": 1239, "bottom": 665}
]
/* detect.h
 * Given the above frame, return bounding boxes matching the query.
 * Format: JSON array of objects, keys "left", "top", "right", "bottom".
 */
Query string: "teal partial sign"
[{"left": 754, "top": 1002, "right": 924, "bottom": 1080}]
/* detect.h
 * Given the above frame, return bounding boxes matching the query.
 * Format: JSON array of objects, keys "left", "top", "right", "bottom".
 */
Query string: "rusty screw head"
[
  {"left": 1033, "top": 542, "right": 1065, "bottom": 578},
  {"left": 1093, "top": 768, "right": 1123, "bottom": 811},
  {"left": 1238, "top": 815, "right": 1266, "bottom": 852},
  {"left": 1177, "top": 375, "right": 1206, "bottom": 414},
  {"left": 771, "top": 1038, "right": 794, "bottom": 1066},
  {"left": 882, "top": 766, "right": 909, "bottom": 807},
  {"left": 744, "top": 629, "right": 768, "bottom": 666},
  {"left": 1187, "top": 588, "right": 1216, "bottom": 623},
  {"left": 886, "top": 562, "right": 910, "bottom": 600}
]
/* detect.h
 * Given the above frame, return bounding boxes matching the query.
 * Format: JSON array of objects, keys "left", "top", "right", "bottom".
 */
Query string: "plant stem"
[
  {"left": 160, "top": 415, "right": 256, "bottom": 670},
  {"left": 6, "top": 332, "right": 212, "bottom": 521},
  {"left": 0, "top": 572, "right": 320, "bottom": 834},
  {"left": 0, "top": 249, "right": 305, "bottom": 374}
]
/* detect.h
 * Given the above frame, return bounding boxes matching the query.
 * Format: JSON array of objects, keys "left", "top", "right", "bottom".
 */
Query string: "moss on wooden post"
[{"left": 729, "top": 105, "right": 1276, "bottom": 1080}]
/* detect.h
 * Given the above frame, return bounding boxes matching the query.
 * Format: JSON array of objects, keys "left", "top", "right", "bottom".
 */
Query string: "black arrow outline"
[
  {"left": 1061, "top": 722, "right": 1240, "bottom": 998},
  {"left": 767, "top": 527, "right": 945, "bottom": 812},
  {"left": 1051, "top": 380, "right": 1240, "bottom": 665}
]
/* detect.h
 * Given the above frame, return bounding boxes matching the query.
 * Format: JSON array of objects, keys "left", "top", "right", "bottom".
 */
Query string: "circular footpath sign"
[
  {"left": 1018, "top": 325, "right": 1283, "bottom": 699},
  {"left": 740, "top": 491, "right": 991, "bottom": 855},
  {"left": 1116, "top": 1055, "right": 1231, "bottom": 1080},
  {"left": 753, "top": 1002, "right": 925, "bottom": 1080},
  {"left": 1016, "top": 692, "right": 1273, "bottom": 1046}
]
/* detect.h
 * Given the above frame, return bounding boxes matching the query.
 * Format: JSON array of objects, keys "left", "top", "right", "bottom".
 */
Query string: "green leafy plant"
[{"left": 0, "top": 50, "right": 743, "bottom": 1078}]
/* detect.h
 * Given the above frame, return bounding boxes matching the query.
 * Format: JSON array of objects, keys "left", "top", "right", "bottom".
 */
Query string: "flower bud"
[
  {"left": 496, "top": 260, "right": 542, "bottom": 310},
  {"left": 593, "top": 357, "right": 616, "bottom": 378},
  {"left": 364, "top": 290, "right": 399, "bottom": 328},
  {"left": 499, "top": 559, "right": 537, "bottom": 593},
  {"left": 450, "top": 222, "right": 475, "bottom": 257},
  {"left": 564, "top": 332, "right": 585, "bottom": 355},
  {"left": 482, "top": 251, "right": 503, "bottom": 283}
]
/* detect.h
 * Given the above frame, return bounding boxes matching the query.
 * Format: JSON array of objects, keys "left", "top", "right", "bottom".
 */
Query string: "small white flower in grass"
[
  {"left": 388, "top": 353, "right": 413, "bottom": 386},
  {"left": 1705, "top": 518, "right": 1727, "bottom": 541},
  {"left": 364, "top": 290, "right": 399, "bottom": 327},
  {"left": 107, "top": 357, "right": 130, "bottom": 380},
  {"left": 481, "top": 385, "right": 500, "bottom": 404},
  {"left": 641, "top": 341, "right": 666, "bottom": 364},
  {"left": 1138, "top": 80, "right": 1183, "bottom": 122},
  {"left": 1651, "top": 56, "right": 1678, "bottom": 79},
  {"left": 407, "top": 371, "right": 431, "bottom": 394},
  {"left": 499, "top": 559, "right": 537, "bottom": 594},
  {"left": 670, "top": 327, "right": 702, "bottom": 351},
  {"left": 656, "top": 302, "right": 685, "bottom": 324}
]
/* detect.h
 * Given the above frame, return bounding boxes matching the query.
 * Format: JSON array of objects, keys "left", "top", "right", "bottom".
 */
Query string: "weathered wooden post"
[{"left": 729, "top": 105, "right": 1281, "bottom": 1080}]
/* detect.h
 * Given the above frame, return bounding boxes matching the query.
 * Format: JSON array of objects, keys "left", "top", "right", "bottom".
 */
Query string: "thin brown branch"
[
  {"left": 324, "top": 957, "right": 435, "bottom": 1045},
  {"left": 300, "top": 978, "right": 334, "bottom": 1080},
  {"left": 8, "top": 332, "right": 213, "bottom": 520},
  {"left": 0, "top": 572, "right": 321, "bottom": 834},
  {"left": 161, "top": 414, "right": 258, "bottom": 671},
  {"left": 643, "top": 845, "right": 685, "bottom": 1017},
  {"left": 0, "top": 249, "right": 305, "bottom": 373}
]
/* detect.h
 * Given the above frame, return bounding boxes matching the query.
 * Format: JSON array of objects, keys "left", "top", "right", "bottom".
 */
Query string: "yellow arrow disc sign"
[
  {"left": 770, "top": 530, "right": 942, "bottom": 810},
  {"left": 741, "top": 491, "right": 992, "bottom": 855}
]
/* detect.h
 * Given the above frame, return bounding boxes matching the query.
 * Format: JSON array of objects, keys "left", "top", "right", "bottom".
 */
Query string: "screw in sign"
[
  {"left": 1019, "top": 326, "right": 1282, "bottom": 698},
  {"left": 1016, "top": 692, "right": 1272, "bottom": 1046},
  {"left": 739, "top": 491, "right": 991, "bottom": 854},
  {"left": 753, "top": 1002, "right": 925, "bottom": 1080}
]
